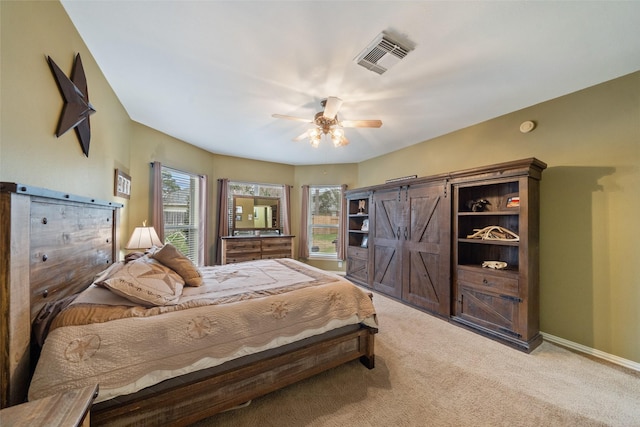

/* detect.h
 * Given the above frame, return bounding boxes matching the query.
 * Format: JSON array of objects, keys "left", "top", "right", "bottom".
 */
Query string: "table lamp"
[{"left": 125, "top": 221, "right": 163, "bottom": 250}]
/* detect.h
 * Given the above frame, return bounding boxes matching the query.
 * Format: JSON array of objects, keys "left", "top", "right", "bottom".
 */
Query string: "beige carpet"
[{"left": 192, "top": 291, "right": 640, "bottom": 426}]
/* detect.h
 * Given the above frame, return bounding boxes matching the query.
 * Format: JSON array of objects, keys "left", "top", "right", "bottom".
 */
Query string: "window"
[
  {"left": 307, "top": 185, "right": 342, "bottom": 258},
  {"left": 161, "top": 166, "right": 202, "bottom": 264}
]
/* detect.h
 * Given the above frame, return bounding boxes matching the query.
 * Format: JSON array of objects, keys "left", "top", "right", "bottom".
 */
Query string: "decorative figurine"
[{"left": 358, "top": 199, "right": 366, "bottom": 214}]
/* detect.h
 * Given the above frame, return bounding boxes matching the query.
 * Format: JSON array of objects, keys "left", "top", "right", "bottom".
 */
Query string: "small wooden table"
[{"left": 0, "top": 384, "right": 98, "bottom": 427}]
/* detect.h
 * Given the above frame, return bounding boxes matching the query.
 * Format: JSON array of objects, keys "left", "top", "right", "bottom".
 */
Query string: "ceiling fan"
[{"left": 272, "top": 97, "right": 382, "bottom": 148}]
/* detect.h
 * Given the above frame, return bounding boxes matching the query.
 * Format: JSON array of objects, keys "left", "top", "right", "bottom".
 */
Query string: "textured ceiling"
[{"left": 61, "top": 1, "right": 640, "bottom": 165}]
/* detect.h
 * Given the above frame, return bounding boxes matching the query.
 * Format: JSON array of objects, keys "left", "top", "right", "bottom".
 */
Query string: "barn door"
[
  {"left": 371, "top": 187, "right": 404, "bottom": 298},
  {"left": 402, "top": 181, "right": 451, "bottom": 316}
]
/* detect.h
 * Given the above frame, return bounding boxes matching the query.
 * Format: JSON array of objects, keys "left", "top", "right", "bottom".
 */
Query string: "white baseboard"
[{"left": 541, "top": 332, "right": 640, "bottom": 373}]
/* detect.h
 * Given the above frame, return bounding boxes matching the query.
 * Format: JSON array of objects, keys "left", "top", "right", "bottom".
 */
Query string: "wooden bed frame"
[{"left": 0, "top": 182, "right": 377, "bottom": 426}]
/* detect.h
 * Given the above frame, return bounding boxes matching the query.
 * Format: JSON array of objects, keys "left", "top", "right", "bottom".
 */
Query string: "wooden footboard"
[{"left": 92, "top": 325, "right": 377, "bottom": 426}]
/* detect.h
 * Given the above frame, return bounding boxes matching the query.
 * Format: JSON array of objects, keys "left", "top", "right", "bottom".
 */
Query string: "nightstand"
[{"left": 0, "top": 384, "right": 98, "bottom": 427}]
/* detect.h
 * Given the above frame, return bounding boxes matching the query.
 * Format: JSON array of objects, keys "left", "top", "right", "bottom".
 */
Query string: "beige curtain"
[
  {"left": 215, "top": 178, "right": 229, "bottom": 265},
  {"left": 298, "top": 185, "right": 309, "bottom": 259},
  {"left": 282, "top": 184, "right": 292, "bottom": 235},
  {"left": 337, "top": 184, "right": 348, "bottom": 260},
  {"left": 198, "top": 174, "right": 208, "bottom": 266},
  {"left": 151, "top": 161, "right": 165, "bottom": 242}
]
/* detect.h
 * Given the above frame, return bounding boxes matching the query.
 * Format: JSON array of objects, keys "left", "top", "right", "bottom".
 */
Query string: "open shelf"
[
  {"left": 345, "top": 192, "right": 371, "bottom": 287},
  {"left": 347, "top": 197, "right": 369, "bottom": 248},
  {"left": 457, "top": 210, "right": 519, "bottom": 216},
  {"left": 457, "top": 238, "right": 519, "bottom": 246}
]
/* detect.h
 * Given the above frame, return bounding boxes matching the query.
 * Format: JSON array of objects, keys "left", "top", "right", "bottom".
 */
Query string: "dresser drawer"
[
  {"left": 261, "top": 237, "right": 292, "bottom": 258},
  {"left": 226, "top": 253, "right": 262, "bottom": 263},
  {"left": 224, "top": 240, "right": 261, "bottom": 252},
  {"left": 457, "top": 267, "right": 518, "bottom": 295}
]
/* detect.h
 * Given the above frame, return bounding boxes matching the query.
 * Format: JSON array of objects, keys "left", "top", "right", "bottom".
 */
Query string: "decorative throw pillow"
[
  {"left": 97, "top": 256, "right": 184, "bottom": 306},
  {"left": 151, "top": 243, "right": 203, "bottom": 287}
]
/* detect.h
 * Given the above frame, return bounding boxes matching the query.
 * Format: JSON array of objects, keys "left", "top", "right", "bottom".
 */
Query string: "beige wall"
[
  {"left": 359, "top": 72, "right": 640, "bottom": 363},
  {"left": 0, "top": 0, "right": 133, "bottom": 238},
  {"left": 1, "top": 1, "right": 638, "bottom": 363}
]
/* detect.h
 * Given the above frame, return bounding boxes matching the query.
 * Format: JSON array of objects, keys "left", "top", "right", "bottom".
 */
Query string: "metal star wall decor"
[{"left": 47, "top": 53, "right": 96, "bottom": 157}]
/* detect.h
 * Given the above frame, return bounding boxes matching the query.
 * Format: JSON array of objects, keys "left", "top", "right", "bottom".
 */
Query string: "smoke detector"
[{"left": 354, "top": 31, "right": 414, "bottom": 75}]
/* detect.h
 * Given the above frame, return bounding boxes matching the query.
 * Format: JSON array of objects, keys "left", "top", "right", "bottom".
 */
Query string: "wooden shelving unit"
[
  {"left": 345, "top": 158, "right": 546, "bottom": 352},
  {"left": 451, "top": 158, "right": 547, "bottom": 352},
  {"left": 344, "top": 191, "right": 371, "bottom": 287}
]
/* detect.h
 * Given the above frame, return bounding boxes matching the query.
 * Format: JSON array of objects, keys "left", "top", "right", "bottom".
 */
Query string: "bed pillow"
[
  {"left": 33, "top": 293, "right": 78, "bottom": 348},
  {"left": 151, "top": 243, "right": 203, "bottom": 287},
  {"left": 96, "top": 257, "right": 184, "bottom": 306},
  {"left": 124, "top": 251, "right": 145, "bottom": 263}
]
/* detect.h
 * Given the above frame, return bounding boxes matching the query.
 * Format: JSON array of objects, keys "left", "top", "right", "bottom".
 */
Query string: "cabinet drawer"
[
  {"left": 346, "top": 255, "right": 369, "bottom": 285},
  {"left": 458, "top": 284, "right": 518, "bottom": 333},
  {"left": 457, "top": 267, "right": 518, "bottom": 295},
  {"left": 347, "top": 246, "right": 368, "bottom": 260}
]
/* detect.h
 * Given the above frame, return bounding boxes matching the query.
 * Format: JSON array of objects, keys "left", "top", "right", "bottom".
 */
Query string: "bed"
[{"left": 0, "top": 182, "right": 377, "bottom": 426}]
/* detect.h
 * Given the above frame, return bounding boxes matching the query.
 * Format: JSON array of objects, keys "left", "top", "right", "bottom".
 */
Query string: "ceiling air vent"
[{"left": 355, "top": 31, "right": 414, "bottom": 75}]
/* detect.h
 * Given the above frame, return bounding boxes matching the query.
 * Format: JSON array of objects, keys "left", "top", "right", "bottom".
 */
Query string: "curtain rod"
[{"left": 219, "top": 178, "right": 291, "bottom": 188}]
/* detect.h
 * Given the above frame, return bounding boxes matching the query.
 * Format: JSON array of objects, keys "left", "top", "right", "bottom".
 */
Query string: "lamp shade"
[{"left": 125, "top": 226, "right": 163, "bottom": 250}]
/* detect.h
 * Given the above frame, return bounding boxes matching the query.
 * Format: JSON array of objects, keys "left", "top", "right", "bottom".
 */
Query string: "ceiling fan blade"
[
  {"left": 293, "top": 130, "right": 311, "bottom": 141},
  {"left": 341, "top": 119, "right": 383, "bottom": 128},
  {"left": 322, "top": 97, "right": 343, "bottom": 120},
  {"left": 272, "top": 113, "right": 312, "bottom": 123}
]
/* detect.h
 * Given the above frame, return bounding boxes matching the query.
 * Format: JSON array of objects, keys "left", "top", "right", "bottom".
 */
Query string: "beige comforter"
[{"left": 29, "top": 259, "right": 377, "bottom": 403}]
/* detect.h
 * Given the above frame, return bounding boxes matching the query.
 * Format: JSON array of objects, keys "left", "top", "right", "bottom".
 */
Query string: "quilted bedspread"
[{"left": 28, "top": 259, "right": 377, "bottom": 403}]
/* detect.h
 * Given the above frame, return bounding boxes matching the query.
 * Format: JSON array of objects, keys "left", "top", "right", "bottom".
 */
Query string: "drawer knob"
[{"left": 483, "top": 278, "right": 489, "bottom": 285}]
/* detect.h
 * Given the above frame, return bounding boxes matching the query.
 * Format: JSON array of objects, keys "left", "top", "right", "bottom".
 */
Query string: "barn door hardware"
[{"left": 499, "top": 294, "right": 522, "bottom": 303}]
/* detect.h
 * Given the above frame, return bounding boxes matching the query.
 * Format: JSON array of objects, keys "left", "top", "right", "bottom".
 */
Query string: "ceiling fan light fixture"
[
  {"left": 330, "top": 127, "right": 345, "bottom": 147},
  {"left": 310, "top": 135, "right": 321, "bottom": 148},
  {"left": 274, "top": 97, "right": 379, "bottom": 148},
  {"left": 309, "top": 128, "right": 322, "bottom": 147},
  {"left": 334, "top": 137, "right": 349, "bottom": 147}
]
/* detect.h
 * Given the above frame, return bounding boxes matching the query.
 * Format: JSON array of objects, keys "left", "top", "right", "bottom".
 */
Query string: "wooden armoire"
[{"left": 345, "top": 158, "right": 546, "bottom": 352}]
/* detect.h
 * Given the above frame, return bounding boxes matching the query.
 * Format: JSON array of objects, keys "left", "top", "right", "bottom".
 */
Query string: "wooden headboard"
[{"left": 0, "top": 182, "right": 122, "bottom": 408}]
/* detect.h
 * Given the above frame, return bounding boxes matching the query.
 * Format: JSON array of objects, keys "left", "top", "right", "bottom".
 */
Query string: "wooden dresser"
[{"left": 220, "top": 235, "right": 294, "bottom": 264}]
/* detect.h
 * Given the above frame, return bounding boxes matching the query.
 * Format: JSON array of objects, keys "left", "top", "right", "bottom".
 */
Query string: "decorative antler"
[{"left": 467, "top": 226, "right": 519, "bottom": 241}]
